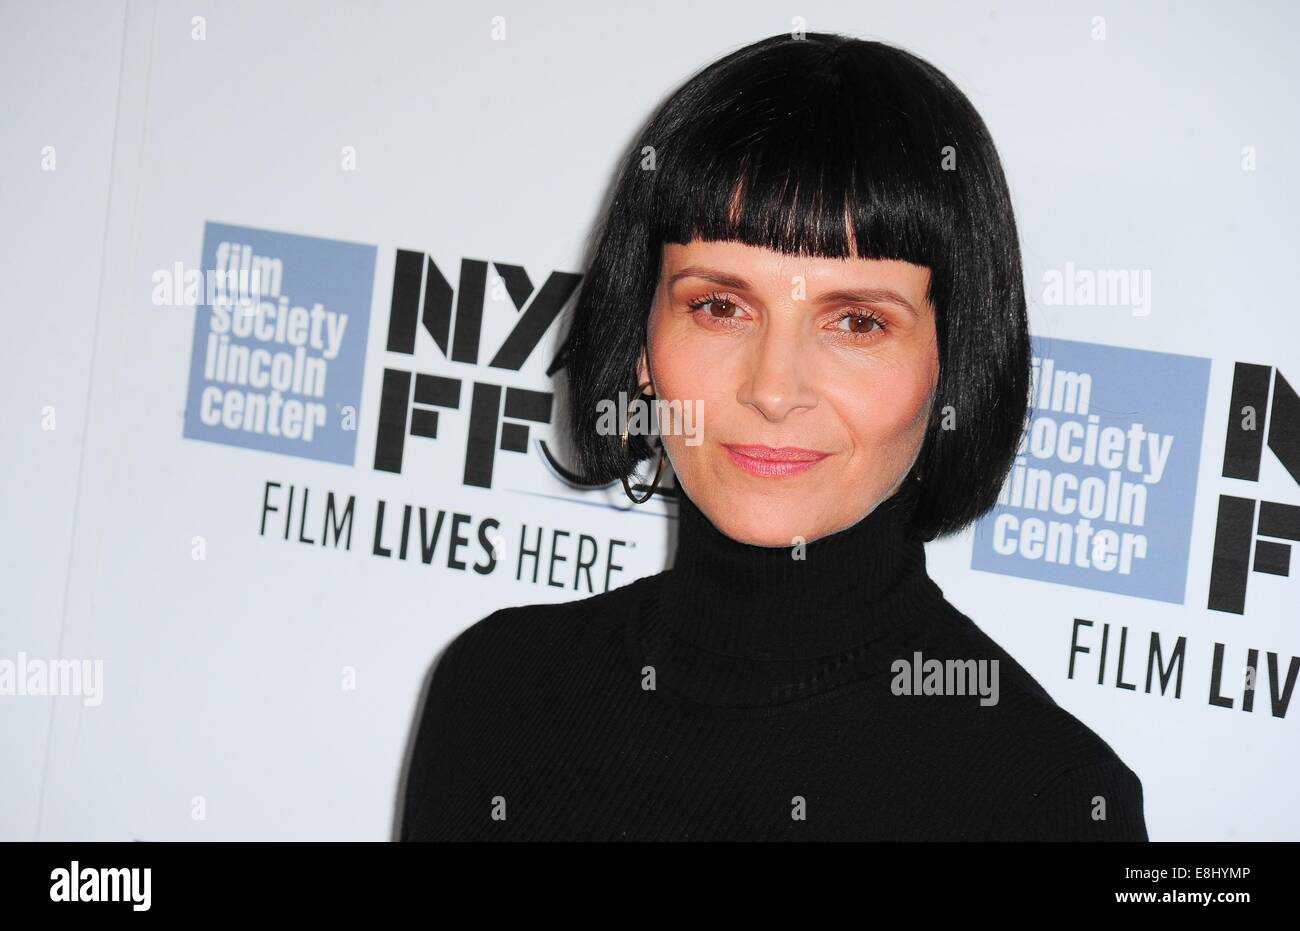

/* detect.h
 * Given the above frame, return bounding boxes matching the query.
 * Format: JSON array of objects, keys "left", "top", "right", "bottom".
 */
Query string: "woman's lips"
[{"left": 722, "top": 444, "right": 831, "bottom": 477}]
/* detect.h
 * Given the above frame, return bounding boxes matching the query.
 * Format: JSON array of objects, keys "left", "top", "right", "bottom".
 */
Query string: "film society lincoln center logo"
[
  {"left": 971, "top": 336, "right": 1212, "bottom": 604},
  {"left": 182, "top": 222, "right": 377, "bottom": 463}
]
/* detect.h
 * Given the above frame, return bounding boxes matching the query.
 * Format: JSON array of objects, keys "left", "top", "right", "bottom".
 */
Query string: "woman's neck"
[{"left": 632, "top": 480, "right": 946, "bottom": 709}]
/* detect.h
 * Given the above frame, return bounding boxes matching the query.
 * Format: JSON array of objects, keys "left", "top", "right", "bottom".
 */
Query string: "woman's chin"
[{"left": 710, "top": 509, "right": 826, "bottom": 548}]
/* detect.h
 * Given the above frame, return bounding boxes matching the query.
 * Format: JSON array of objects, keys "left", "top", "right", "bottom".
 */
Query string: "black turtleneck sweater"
[{"left": 401, "top": 482, "right": 1148, "bottom": 841}]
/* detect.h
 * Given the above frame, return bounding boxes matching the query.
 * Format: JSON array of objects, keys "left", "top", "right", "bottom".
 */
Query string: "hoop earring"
[{"left": 620, "top": 381, "right": 666, "bottom": 504}]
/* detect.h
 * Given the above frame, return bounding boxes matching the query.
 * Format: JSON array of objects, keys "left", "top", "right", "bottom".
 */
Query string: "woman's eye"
[
  {"left": 835, "top": 311, "right": 886, "bottom": 337},
  {"left": 687, "top": 295, "right": 742, "bottom": 318}
]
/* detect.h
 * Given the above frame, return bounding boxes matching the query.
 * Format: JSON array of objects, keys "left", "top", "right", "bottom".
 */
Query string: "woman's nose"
[{"left": 734, "top": 324, "right": 819, "bottom": 422}]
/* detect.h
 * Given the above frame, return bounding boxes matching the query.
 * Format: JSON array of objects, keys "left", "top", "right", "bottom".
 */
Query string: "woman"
[{"left": 401, "top": 31, "right": 1148, "bottom": 841}]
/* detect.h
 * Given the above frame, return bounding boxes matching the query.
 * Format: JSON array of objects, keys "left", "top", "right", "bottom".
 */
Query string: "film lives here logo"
[
  {"left": 969, "top": 337, "right": 1299, "bottom": 718},
  {"left": 182, "top": 222, "right": 377, "bottom": 464},
  {"left": 180, "top": 223, "right": 633, "bottom": 595}
]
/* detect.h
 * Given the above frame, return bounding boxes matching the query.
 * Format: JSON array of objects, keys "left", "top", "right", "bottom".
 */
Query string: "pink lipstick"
[{"left": 722, "top": 444, "right": 831, "bottom": 477}]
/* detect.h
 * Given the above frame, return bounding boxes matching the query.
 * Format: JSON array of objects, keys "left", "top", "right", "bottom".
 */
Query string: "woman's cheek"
[
  {"left": 837, "top": 374, "right": 930, "bottom": 441},
  {"left": 653, "top": 328, "right": 720, "bottom": 404}
]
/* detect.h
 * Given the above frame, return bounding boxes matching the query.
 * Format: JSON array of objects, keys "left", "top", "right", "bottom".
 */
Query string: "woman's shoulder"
[
  {"left": 918, "top": 597, "right": 1149, "bottom": 839},
  {"left": 434, "top": 570, "right": 662, "bottom": 677}
]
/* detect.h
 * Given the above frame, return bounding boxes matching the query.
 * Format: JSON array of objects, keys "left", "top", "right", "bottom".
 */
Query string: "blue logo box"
[
  {"left": 182, "top": 222, "right": 377, "bottom": 465},
  {"left": 970, "top": 336, "right": 1211, "bottom": 604}
]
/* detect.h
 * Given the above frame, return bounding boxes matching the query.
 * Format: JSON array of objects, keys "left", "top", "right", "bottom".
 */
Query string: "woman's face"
[{"left": 638, "top": 238, "right": 939, "bottom": 546}]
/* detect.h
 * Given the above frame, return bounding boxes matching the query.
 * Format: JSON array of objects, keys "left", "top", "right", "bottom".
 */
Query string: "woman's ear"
[{"left": 636, "top": 347, "right": 652, "bottom": 393}]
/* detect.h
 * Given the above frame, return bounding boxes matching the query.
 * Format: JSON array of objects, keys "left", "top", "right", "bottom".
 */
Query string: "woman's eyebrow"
[
  {"left": 667, "top": 267, "right": 750, "bottom": 291},
  {"left": 667, "top": 266, "right": 920, "bottom": 317},
  {"left": 818, "top": 287, "right": 921, "bottom": 318}
]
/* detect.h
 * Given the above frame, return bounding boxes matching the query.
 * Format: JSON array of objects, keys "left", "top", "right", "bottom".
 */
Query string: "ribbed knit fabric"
[{"left": 401, "top": 482, "right": 1149, "bottom": 841}]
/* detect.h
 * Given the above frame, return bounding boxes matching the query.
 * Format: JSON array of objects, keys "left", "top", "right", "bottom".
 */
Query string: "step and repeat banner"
[{"left": 16, "top": 0, "right": 1299, "bottom": 840}]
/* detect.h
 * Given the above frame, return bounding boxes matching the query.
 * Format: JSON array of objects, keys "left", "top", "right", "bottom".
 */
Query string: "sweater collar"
[
  {"left": 631, "top": 478, "right": 944, "bottom": 710},
  {"left": 661, "top": 479, "right": 930, "bottom": 659}
]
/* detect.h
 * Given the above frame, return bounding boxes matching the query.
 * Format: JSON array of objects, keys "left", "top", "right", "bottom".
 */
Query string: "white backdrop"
[{"left": 3, "top": 0, "right": 1297, "bottom": 841}]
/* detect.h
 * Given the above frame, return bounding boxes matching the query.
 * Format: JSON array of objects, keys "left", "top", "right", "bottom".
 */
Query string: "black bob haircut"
[{"left": 560, "top": 32, "right": 1031, "bottom": 542}]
